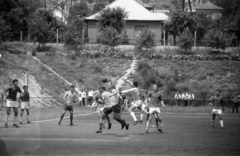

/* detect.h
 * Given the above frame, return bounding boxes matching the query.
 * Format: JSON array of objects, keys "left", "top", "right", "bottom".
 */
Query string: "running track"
[{"left": 1, "top": 112, "right": 240, "bottom": 156}]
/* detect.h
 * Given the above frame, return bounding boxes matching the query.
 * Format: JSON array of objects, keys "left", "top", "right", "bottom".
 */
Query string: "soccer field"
[{"left": 0, "top": 112, "right": 240, "bottom": 156}]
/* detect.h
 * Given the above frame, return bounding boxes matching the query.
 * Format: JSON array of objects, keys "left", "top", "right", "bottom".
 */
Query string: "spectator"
[
  {"left": 174, "top": 92, "right": 182, "bottom": 106},
  {"left": 88, "top": 90, "right": 94, "bottom": 105},
  {"left": 81, "top": 91, "right": 87, "bottom": 106},
  {"left": 182, "top": 92, "right": 189, "bottom": 106},
  {"left": 189, "top": 93, "right": 195, "bottom": 106},
  {"left": 232, "top": 92, "right": 239, "bottom": 113},
  {"left": 78, "top": 91, "right": 82, "bottom": 107},
  {"left": 231, "top": 33, "right": 238, "bottom": 47}
]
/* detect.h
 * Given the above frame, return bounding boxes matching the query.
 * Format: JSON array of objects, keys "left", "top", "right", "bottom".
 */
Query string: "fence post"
[
  {"left": 194, "top": 31, "right": 197, "bottom": 47},
  {"left": 20, "top": 31, "right": 23, "bottom": 42},
  {"left": 56, "top": 29, "right": 59, "bottom": 44},
  {"left": 164, "top": 30, "right": 166, "bottom": 47}
]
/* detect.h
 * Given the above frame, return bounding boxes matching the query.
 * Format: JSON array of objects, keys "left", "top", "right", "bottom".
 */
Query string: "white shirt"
[
  {"left": 189, "top": 94, "right": 195, "bottom": 100},
  {"left": 175, "top": 93, "right": 182, "bottom": 99},
  {"left": 88, "top": 91, "right": 93, "bottom": 97},
  {"left": 81, "top": 92, "right": 86, "bottom": 98},
  {"left": 63, "top": 90, "right": 78, "bottom": 105}
]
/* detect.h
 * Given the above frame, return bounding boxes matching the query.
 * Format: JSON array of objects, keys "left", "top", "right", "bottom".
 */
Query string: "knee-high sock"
[
  {"left": 220, "top": 120, "right": 224, "bottom": 127},
  {"left": 130, "top": 112, "right": 137, "bottom": 121},
  {"left": 59, "top": 114, "right": 64, "bottom": 123},
  {"left": 106, "top": 115, "right": 111, "bottom": 124},
  {"left": 99, "top": 123, "right": 103, "bottom": 130},
  {"left": 122, "top": 119, "right": 127, "bottom": 125},
  {"left": 140, "top": 114, "right": 143, "bottom": 121},
  {"left": 146, "top": 120, "right": 150, "bottom": 130},
  {"left": 211, "top": 119, "right": 214, "bottom": 126},
  {"left": 5, "top": 115, "right": 9, "bottom": 123},
  {"left": 146, "top": 114, "right": 149, "bottom": 121},
  {"left": 70, "top": 114, "right": 73, "bottom": 124},
  {"left": 155, "top": 118, "right": 159, "bottom": 128}
]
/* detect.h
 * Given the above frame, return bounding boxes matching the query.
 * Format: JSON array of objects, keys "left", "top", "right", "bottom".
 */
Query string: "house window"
[{"left": 135, "top": 26, "right": 148, "bottom": 37}]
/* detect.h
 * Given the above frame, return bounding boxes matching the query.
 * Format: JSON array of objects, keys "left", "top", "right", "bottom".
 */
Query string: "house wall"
[{"left": 86, "top": 20, "right": 163, "bottom": 45}]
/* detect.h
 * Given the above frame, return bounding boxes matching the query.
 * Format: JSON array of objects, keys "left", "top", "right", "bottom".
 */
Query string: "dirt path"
[{"left": 115, "top": 59, "right": 138, "bottom": 89}]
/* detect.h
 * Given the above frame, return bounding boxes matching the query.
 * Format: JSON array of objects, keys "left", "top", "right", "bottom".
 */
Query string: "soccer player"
[
  {"left": 4, "top": 79, "right": 22, "bottom": 128},
  {"left": 122, "top": 78, "right": 148, "bottom": 125},
  {"left": 20, "top": 86, "right": 30, "bottom": 124},
  {"left": 111, "top": 87, "right": 129, "bottom": 130},
  {"left": 58, "top": 85, "right": 78, "bottom": 126},
  {"left": 96, "top": 86, "right": 113, "bottom": 133},
  {"left": 209, "top": 90, "right": 225, "bottom": 129},
  {"left": 145, "top": 84, "right": 166, "bottom": 134}
]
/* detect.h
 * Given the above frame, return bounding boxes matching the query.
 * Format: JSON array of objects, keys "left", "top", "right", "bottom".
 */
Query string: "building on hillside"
[
  {"left": 196, "top": 1, "right": 223, "bottom": 20},
  {"left": 52, "top": 6, "right": 69, "bottom": 23},
  {"left": 185, "top": 0, "right": 223, "bottom": 20},
  {"left": 85, "top": 0, "right": 168, "bottom": 44}
]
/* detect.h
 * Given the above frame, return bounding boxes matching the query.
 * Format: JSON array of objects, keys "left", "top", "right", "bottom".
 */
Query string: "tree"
[
  {"left": 164, "top": 11, "right": 198, "bottom": 45},
  {"left": 92, "top": 1, "right": 106, "bottom": 14},
  {"left": 97, "top": 7, "right": 128, "bottom": 34},
  {"left": 205, "top": 28, "right": 229, "bottom": 51},
  {"left": 98, "top": 26, "right": 121, "bottom": 51},
  {"left": 0, "top": 17, "right": 12, "bottom": 43},
  {"left": 0, "top": 0, "right": 43, "bottom": 41},
  {"left": 28, "top": 9, "right": 57, "bottom": 47},
  {"left": 64, "top": 16, "right": 86, "bottom": 48},
  {"left": 135, "top": 28, "right": 156, "bottom": 53},
  {"left": 69, "top": 0, "right": 89, "bottom": 19},
  {"left": 178, "top": 28, "right": 194, "bottom": 52}
]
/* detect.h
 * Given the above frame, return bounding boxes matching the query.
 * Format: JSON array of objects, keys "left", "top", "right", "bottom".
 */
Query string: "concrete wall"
[{"left": 86, "top": 20, "right": 163, "bottom": 45}]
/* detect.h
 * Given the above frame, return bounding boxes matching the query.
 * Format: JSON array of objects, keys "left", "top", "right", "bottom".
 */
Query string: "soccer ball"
[{"left": 208, "top": 103, "right": 213, "bottom": 107}]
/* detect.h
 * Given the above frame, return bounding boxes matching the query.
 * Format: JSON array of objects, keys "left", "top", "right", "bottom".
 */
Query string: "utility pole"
[{"left": 45, "top": 0, "right": 47, "bottom": 10}]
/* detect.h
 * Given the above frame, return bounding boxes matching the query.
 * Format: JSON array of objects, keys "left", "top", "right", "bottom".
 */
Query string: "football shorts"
[
  {"left": 212, "top": 109, "right": 222, "bottom": 115},
  {"left": 131, "top": 100, "right": 142, "bottom": 107},
  {"left": 21, "top": 102, "right": 29, "bottom": 109},
  {"left": 149, "top": 107, "right": 161, "bottom": 114},
  {"left": 6, "top": 100, "right": 18, "bottom": 108}
]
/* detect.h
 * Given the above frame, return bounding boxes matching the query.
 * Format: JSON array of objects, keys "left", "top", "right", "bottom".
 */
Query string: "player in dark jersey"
[
  {"left": 111, "top": 87, "right": 129, "bottom": 130},
  {"left": 209, "top": 90, "right": 224, "bottom": 129},
  {"left": 20, "top": 86, "right": 30, "bottom": 124},
  {"left": 4, "top": 79, "right": 22, "bottom": 128}
]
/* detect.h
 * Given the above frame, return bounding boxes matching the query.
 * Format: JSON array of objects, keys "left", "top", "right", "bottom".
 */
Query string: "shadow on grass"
[{"left": 0, "top": 138, "right": 12, "bottom": 156}]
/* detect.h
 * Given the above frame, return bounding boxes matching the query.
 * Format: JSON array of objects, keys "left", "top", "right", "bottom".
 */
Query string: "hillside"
[
  {"left": 0, "top": 43, "right": 131, "bottom": 108},
  {"left": 134, "top": 59, "right": 240, "bottom": 106}
]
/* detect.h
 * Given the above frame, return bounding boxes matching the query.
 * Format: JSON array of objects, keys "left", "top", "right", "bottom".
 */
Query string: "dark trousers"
[
  {"left": 232, "top": 103, "right": 239, "bottom": 113},
  {"left": 184, "top": 100, "right": 188, "bottom": 106}
]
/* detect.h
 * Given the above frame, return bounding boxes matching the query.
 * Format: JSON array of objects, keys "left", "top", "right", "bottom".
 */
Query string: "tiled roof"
[
  {"left": 85, "top": 0, "right": 168, "bottom": 21},
  {"left": 196, "top": 1, "right": 223, "bottom": 10}
]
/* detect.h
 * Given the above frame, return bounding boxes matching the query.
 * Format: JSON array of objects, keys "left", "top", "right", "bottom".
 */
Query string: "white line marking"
[
  {"left": 1, "top": 137, "right": 130, "bottom": 142},
  {"left": 32, "top": 112, "right": 97, "bottom": 123}
]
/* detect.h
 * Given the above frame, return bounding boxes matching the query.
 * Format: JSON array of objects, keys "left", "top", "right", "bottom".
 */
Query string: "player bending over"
[
  {"left": 122, "top": 79, "right": 148, "bottom": 125},
  {"left": 20, "top": 86, "right": 30, "bottom": 124},
  {"left": 145, "top": 84, "right": 166, "bottom": 134},
  {"left": 58, "top": 85, "right": 78, "bottom": 126},
  {"left": 209, "top": 90, "right": 225, "bottom": 129},
  {"left": 96, "top": 86, "right": 113, "bottom": 133},
  {"left": 4, "top": 79, "right": 22, "bottom": 128}
]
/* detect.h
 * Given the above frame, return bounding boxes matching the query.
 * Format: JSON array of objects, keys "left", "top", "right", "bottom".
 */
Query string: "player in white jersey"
[
  {"left": 58, "top": 85, "right": 78, "bottom": 126},
  {"left": 121, "top": 79, "right": 148, "bottom": 125},
  {"left": 96, "top": 86, "right": 113, "bottom": 133},
  {"left": 145, "top": 84, "right": 166, "bottom": 133}
]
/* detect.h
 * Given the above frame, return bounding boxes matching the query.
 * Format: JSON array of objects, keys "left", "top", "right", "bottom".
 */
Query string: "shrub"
[
  {"left": 121, "top": 30, "right": 129, "bottom": 45},
  {"left": 135, "top": 28, "right": 156, "bottom": 54},
  {"left": 98, "top": 26, "right": 121, "bottom": 51},
  {"left": 178, "top": 28, "right": 194, "bottom": 52},
  {"left": 205, "top": 28, "right": 229, "bottom": 51}
]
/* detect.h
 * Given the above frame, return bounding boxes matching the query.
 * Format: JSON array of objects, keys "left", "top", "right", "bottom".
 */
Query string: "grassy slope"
[
  {"left": 0, "top": 43, "right": 131, "bottom": 101},
  {"left": 134, "top": 59, "right": 240, "bottom": 106}
]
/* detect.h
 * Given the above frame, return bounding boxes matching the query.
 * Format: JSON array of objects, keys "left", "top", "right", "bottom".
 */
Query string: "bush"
[
  {"left": 98, "top": 26, "right": 121, "bottom": 50},
  {"left": 135, "top": 28, "right": 156, "bottom": 54},
  {"left": 205, "top": 28, "right": 229, "bottom": 51},
  {"left": 178, "top": 28, "right": 194, "bottom": 52},
  {"left": 121, "top": 30, "right": 129, "bottom": 45}
]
